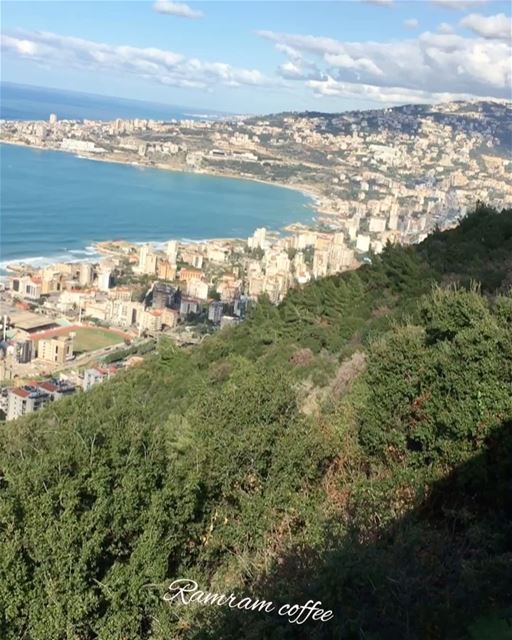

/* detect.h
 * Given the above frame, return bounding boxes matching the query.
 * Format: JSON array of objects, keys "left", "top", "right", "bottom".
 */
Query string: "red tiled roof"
[
  {"left": 11, "top": 387, "right": 31, "bottom": 398},
  {"left": 92, "top": 366, "right": 119, "bottom": 376},
  {"left": 38, "top": 381, "right": 58, "bottom": 392}
]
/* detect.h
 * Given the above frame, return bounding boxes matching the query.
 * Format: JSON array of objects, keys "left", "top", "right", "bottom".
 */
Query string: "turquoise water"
[{"left": 0, "top": 144, "right": 312, "bottom": 269}]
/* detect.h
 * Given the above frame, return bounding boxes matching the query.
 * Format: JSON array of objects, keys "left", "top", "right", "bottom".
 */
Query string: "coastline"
[
  {"left": 0, "top": 138, "right": 324, "bottom": 213},
  {"left": 0, "top": 139, "right": 322, "bottom": 271}
]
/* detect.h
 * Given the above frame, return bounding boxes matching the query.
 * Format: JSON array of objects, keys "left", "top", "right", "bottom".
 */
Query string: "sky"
[{"left": 1, "top": 0, "right": 511, "bottom": 114}]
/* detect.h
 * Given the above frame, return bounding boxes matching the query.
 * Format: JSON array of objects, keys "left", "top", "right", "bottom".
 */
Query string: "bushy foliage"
[
  {"left": 360, "top": 287, "right": 512, "bottom": 465},
  {"left": 1, "top": 205, "right": 511, "bottom": 640}
]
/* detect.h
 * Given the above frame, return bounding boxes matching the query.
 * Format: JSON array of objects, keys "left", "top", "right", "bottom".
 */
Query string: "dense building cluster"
[
  {"left": 2, "top": 99, "right": 510, "bottom": 252},
  {"left": 1, "top": 99, "right": 511, "bottom": 418}
]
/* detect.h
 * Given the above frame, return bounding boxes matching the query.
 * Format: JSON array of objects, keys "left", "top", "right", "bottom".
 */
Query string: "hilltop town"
[
  {"left": 2, "top": 99, "right": 511, "bottom": 239},
  {"left": 1, "top": 99, "right": 511, "bottom": 419}
]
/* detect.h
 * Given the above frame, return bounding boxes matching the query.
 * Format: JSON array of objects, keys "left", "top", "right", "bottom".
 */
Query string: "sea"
[
  {"left": 0, "top": 83, "right": 312, "bottom": 272},
  {"left": 0, "top": 81, "right": 230, "bottom": 121}
]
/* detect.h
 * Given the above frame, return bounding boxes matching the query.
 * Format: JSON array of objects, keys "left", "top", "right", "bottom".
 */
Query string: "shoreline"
[
  {"left": 0, "top": 138, "right": 324, "bottom": 212},
  {"left": 1, "top": 139, "right": 324, "bottom": 272}
]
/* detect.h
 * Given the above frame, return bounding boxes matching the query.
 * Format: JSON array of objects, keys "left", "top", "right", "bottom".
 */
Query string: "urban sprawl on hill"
[{"left": 0, "top": 100, "right": 511, "bottom": 419}]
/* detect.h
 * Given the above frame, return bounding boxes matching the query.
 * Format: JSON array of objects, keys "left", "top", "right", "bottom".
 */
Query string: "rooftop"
[
  {"left": 10, "top": 311, "right": 59, "bottom": 332},
  {"left": 38, "top": 380, "right": 76, "bottom": 393},
  {"left": 30, "top": 325, "right": 79, "bottom": 342},
  {"left": 10, "top": 385, "right": 50, "bottom": 400}
]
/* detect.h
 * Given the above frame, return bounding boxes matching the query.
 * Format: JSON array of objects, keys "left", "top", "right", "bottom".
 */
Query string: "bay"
[{"left": 0, "top": 143, "right": 312, "bottom": 270}]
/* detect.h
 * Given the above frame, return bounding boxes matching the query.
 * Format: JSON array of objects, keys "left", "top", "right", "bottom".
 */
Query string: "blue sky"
[{"left": 1, "top": 0, "right": 511, "bottom": 113}]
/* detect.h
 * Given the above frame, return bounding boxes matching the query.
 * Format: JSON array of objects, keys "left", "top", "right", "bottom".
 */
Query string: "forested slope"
[{"left": 1, "top": 204, "right": 511, "bottom": 640}]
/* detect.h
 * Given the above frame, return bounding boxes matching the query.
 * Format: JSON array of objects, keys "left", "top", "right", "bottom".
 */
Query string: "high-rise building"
[
  {"left": 161, "top": 308, "right": 178, "bottom": 328},
  {"left": 7, "top": 386, "right": 51, "bottom": 421},
  {"left": 208, "top": 301, "right": 224, "bottom": 324},
  {"left": 152, "top": 283, "right": 176, "bottom": 309},
  {"left": 356, "top": 234, "right": 371, "bottom": 253},
  {"left": 49, "top": 113, "right": 58, "bottom": 125},
  {"left": 369, "top": 217, "right": 387, "bottom": 233},
  {"left": 180, "top": 297, "right": 200, "bottom": 316},
  {"left": 313, "top": 250, "right": 328, "bottom": 279},
  {"left": 79, "top": 263, "right": 94, "bottom": 287},
  {"left": 38, "top": 334, "right": 74, "bottom": 364},
  {"left": 387, "top": 212, "right": 399, "bottom": 231},
  {"left": 107, "top": 300, "right": 143, "bottom": 328},
  {"left": 139, "top": 309, "right": 163, "bottom": 333},
  {"left": 248, "top": 227, "right": 267, "bottom": 250},
  {"left": 97, "top": 268, "right": 112, "bottom": 292},
  {"left": 233, "top": 295, "right": 251, "bottom": 319},
  {"left": 157, "top": 258, "right": 176, "bottom": 281},
  {"left": 166, "top": 240, "right": 179, "bottom": 264},
  {"left": 187, "top": 279, "right": 208, "bottom": 301},
  {"left": 139, "top": 244, "right": 151, "bottom": 270},
  {"left": 138, "top": 244, "right": 157, "bottom": 274}
]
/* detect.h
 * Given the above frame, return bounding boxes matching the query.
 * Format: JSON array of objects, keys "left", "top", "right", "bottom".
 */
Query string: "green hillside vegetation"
[{"left": 1, "top": 204, "right": 511, "bottom": 640}]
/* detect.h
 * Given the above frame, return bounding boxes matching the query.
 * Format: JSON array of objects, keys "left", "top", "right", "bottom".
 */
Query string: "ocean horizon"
[
  {"left": 0, "top": 84, "right": 311, "bottom": 274},
  {"left": 0, "top": 82, "right": 232, "bottom": 122}
]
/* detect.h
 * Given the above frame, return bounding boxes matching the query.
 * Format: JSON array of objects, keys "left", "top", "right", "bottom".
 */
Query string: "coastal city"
[
  {"left": 2, "top": 0, "right": 512, "bottom": 632},
  {"left": 1, "top": 98, "right": 511, "bottom": 420},
  {"left": 0, "top": 222, "right": 357, "bottom": 419},
  {"left": 2, "top": 98, "right": 511, "bottom": 235}
]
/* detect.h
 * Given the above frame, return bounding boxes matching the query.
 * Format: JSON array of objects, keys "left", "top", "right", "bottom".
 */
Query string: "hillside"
[
  {"left": 250, "top": 100, "right": 512, "bottom": 153},
  {"left": 1, "top": 204, "right": 511, "bottom": 640},
  {"left": 4, "top": 99, "right": 512, "bottom": 249}
]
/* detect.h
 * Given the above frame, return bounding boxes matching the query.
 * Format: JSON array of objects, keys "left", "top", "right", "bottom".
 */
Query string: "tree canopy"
[{"left": 1, "top": 204, "right": 511, "bottom": 640}]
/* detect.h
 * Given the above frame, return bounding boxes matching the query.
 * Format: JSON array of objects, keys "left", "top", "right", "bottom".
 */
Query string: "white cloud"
[
  {"left": 153, "top": 1, "right": 203, "bottom": 19},
  {"left": 361, "top": 0, "right": 394, "bottom": 6},
  {"left": 460, "top": 13, "right": 511, "bottom": 41},
  {"left": 279, "top": 61, "right": 306, "bottom": 79},
  {"left": 274, "top": 43, "right": 318, "bottom": 81},
  {"left": 404, "top": 18, "right": 419, "bottom": 29},
  {"left": 1, "top": 34, "right": 39, "bottom": 56},
  {"left": 307, "top": 75, "right": 475, "bottom": 105},
  {"left": 325, "top": 52, "right": 384, "bottom": 77},
  {"left": 259, "top": 28, "right": 511, "bottom": 101},
  {"left": 430, "top": 0, "right": 489, "bottom": 10},
  {"left": 258, "top": 31, "right": 348, "bottom": 58},
  {"left": 438, "top": 22, "right": 455, "bottom": 34},
  {"left": 0, "top": 30, "right": 272, "bottom": 91}
]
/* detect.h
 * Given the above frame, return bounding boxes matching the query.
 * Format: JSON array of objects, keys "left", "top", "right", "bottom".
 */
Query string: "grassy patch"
[{"left": 73, "top": 327, "right": 124, "bottom": 354}]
